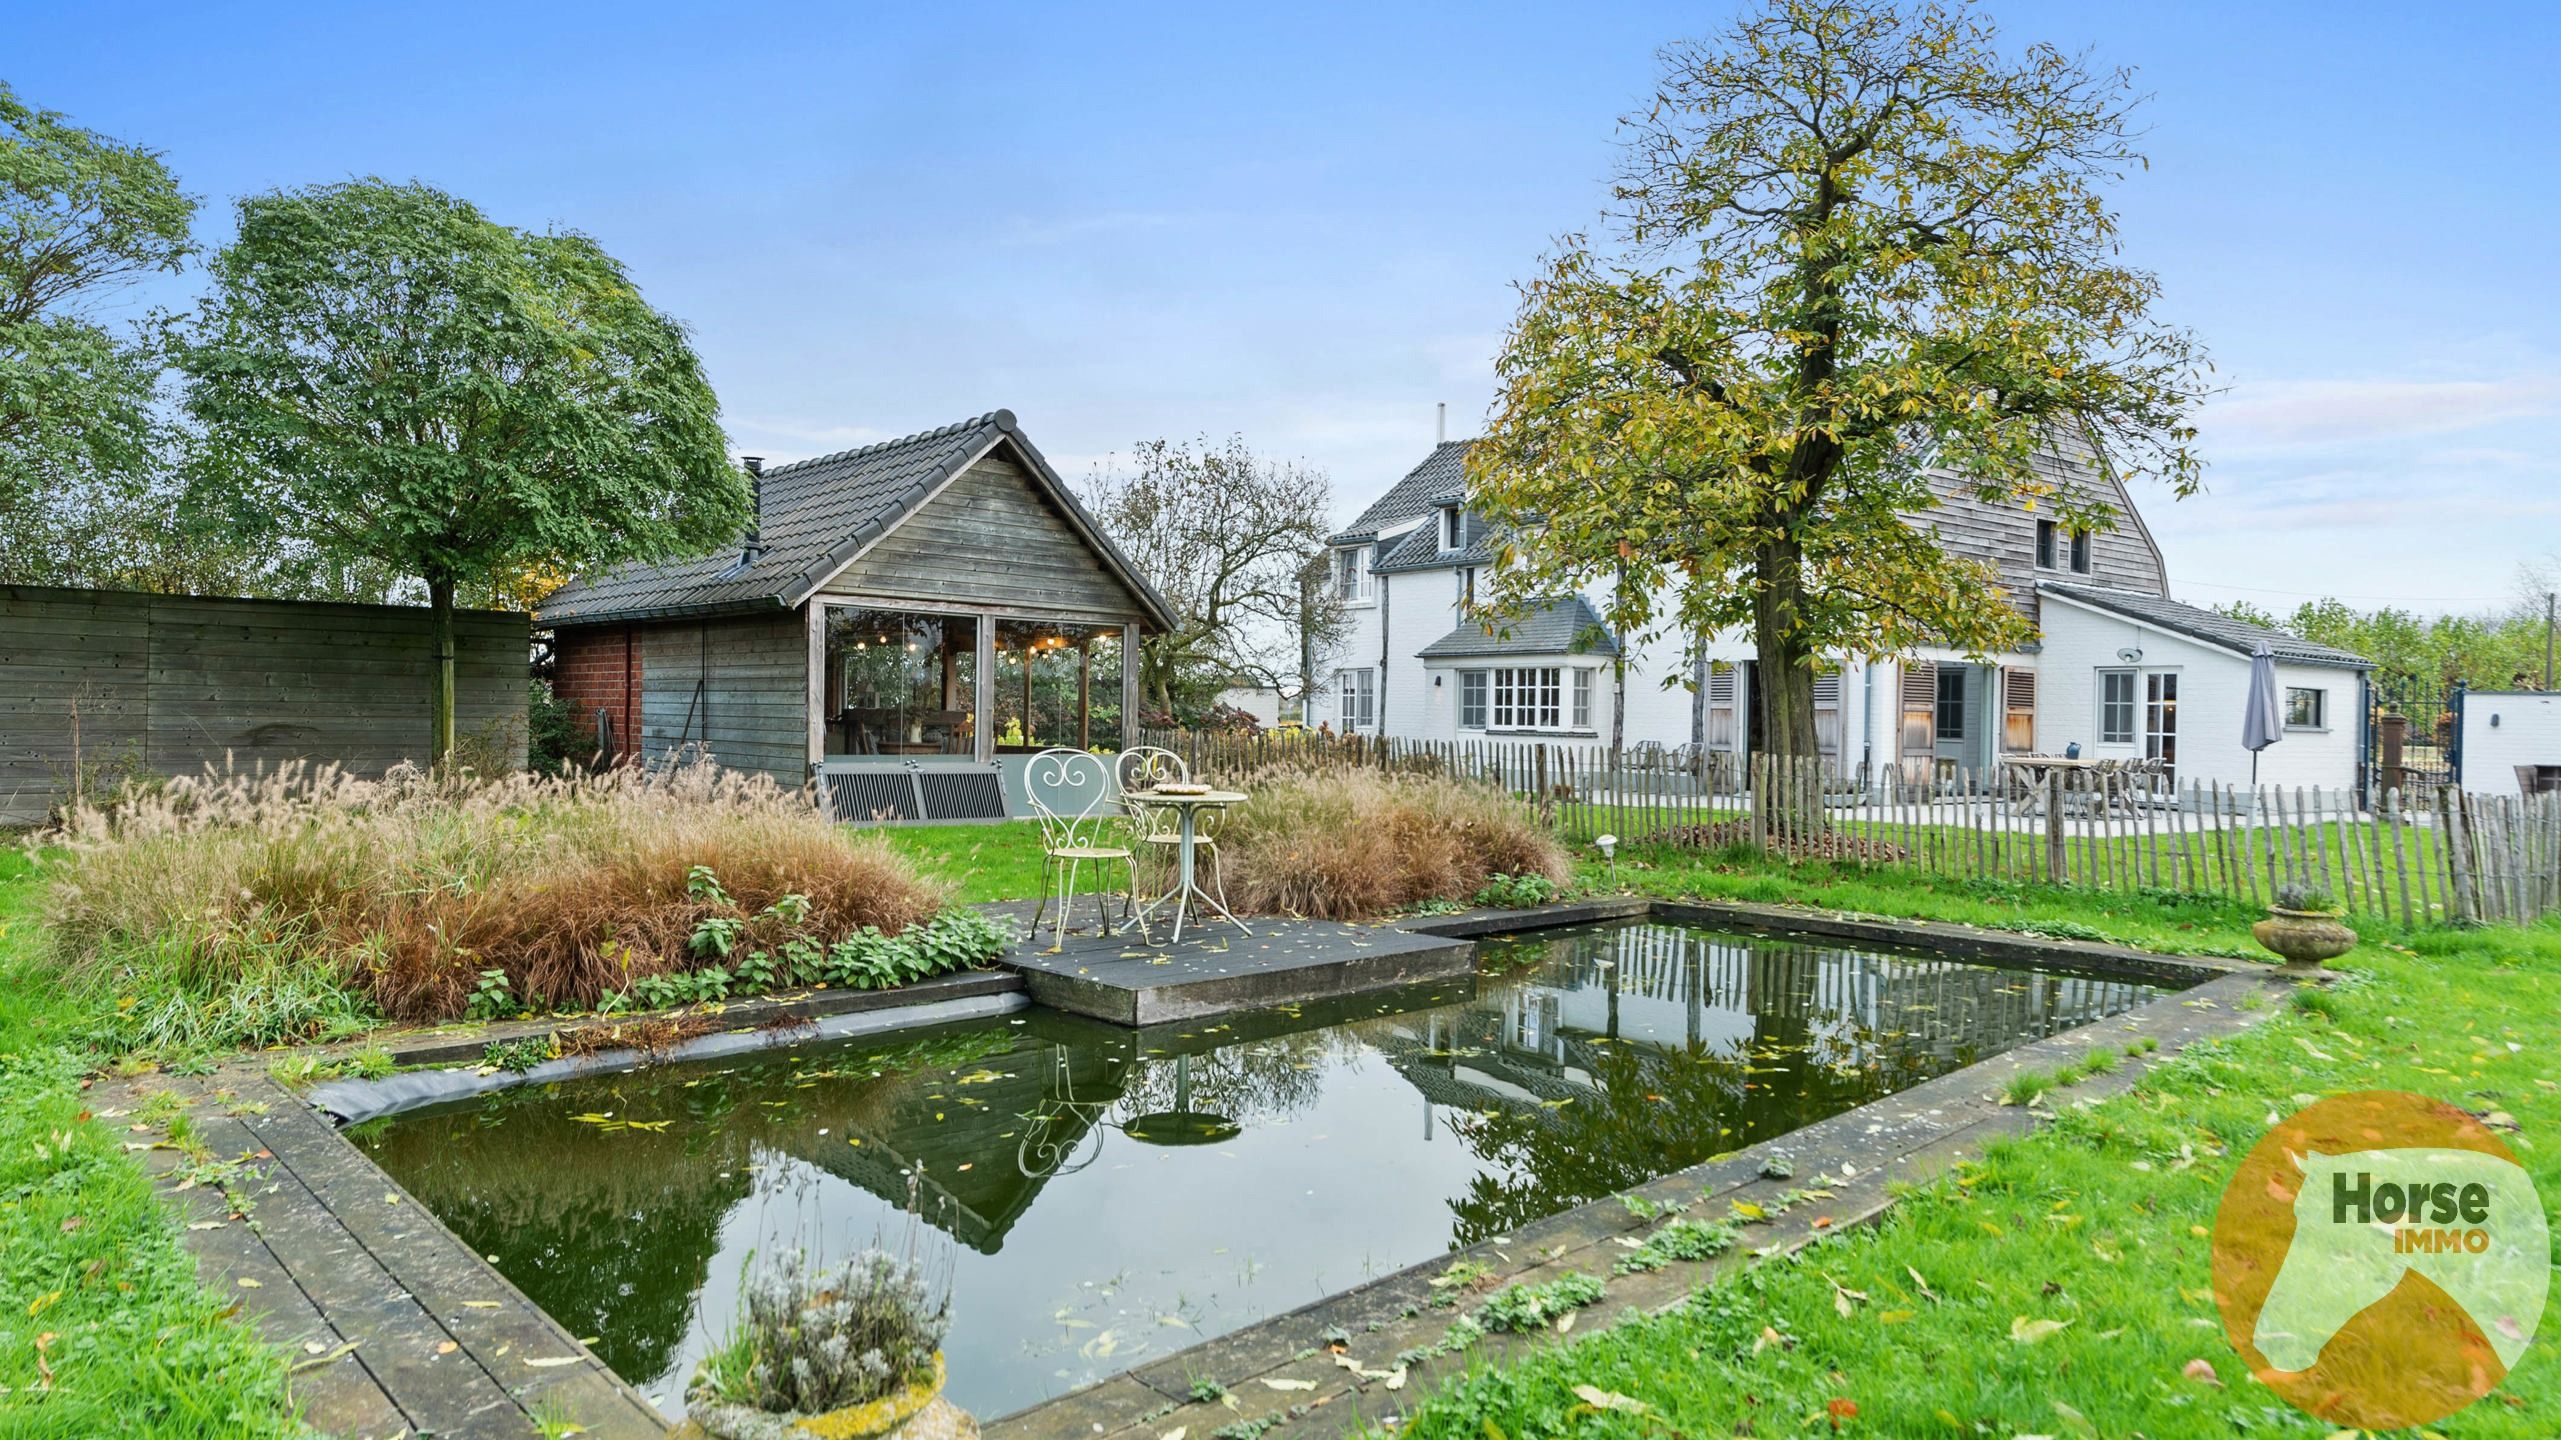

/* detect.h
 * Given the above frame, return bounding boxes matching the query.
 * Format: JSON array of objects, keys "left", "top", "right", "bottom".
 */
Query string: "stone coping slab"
[{"left": 115, "top": 894, "right": 2288, "bottom": 1440}]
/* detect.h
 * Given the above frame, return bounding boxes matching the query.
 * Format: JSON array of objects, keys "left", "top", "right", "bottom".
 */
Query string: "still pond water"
[{"left": 356, "top": 921, "right": 2169, "bottom": 1420}]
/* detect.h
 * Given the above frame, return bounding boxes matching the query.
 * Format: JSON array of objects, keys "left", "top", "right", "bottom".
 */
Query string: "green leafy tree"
[
  {"left": 0, "top": 82, "right": 193, "bottom": 585},
  {"left": 1472, "top": 0, "right": 2207, "bottom": 795},
  {"left": 175, "top": 179, "right": 748, "bottom": 760}
]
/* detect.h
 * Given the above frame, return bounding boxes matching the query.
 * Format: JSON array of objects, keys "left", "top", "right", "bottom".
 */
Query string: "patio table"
[
  {"left": 2005, "top": 755, "right": 2098, "bottom": 816},
  {"left": 1127, "top": 788, "right": 1253, "bottom": 944}
]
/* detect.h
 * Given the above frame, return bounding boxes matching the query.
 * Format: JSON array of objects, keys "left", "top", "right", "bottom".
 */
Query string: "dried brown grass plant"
[
  {"left": 43, "top": 760, "right": 948, "bottom": 1031},
  {"left": 1217, "top": 767, "right": 1568, "bottom": 921}
]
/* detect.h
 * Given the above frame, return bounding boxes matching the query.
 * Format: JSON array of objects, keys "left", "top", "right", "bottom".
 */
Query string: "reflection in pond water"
[{"left": 355, "top": 921, "right": 2168, "bottom": 1420}]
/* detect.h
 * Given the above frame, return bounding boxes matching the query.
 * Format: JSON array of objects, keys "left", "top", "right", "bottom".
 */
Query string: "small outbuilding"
[{"left": 538, "top": 410, "right": 1175, "bottom": 820}]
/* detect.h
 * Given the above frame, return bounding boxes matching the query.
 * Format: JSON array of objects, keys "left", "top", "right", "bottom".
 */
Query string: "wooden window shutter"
[
  {"left": 2002, "top": 669, "right": 2037, "bottom": 753},
  {"left": 1898, "top": 660, "right": 1937, "bottom": 756}
]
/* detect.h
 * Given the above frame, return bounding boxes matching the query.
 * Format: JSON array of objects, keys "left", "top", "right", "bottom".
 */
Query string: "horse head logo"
[{"left": 2251, "top": 1145, "right": 2547, "bottom": 1374}]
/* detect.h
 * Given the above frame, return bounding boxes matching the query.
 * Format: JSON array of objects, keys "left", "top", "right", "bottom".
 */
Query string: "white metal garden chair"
[
  {"left": 1025, "top": 748, "right": 1144, "bottom": 948},
  {"left": 1113, "top": 745, "right": 1232, "bottom": 915}
]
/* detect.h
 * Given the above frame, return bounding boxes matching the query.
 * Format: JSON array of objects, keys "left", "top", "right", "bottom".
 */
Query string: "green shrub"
[
  {"left": 1472, "top": 871, "right": 1563, "bottom": 909},
  {"left": 688, "top": 1247, "right": 949, "bottom": 1418}
]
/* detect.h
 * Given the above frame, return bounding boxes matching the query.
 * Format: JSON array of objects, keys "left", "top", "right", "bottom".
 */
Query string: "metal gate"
[{"left": 2367, "top": 678, "right": 2461, "bottom": 798}]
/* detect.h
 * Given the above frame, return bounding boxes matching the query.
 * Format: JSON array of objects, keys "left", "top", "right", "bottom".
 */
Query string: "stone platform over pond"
[{"left": 981, "top": 898, "right": 1494, "bottom": 1026}]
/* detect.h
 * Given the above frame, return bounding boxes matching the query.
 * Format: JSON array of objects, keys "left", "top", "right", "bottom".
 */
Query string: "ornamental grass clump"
[
  {"left": 41, "top": 759, "right": 959, "bottom": 1048},
  {"left": 689, "top": 1245, "right": 951, "bottom": 1428},
  {"left": 1218, "top": 768, "right": 1568, "bottom": 921}
]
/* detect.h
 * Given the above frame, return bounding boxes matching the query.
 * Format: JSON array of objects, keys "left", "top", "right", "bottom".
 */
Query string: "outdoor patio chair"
[
  {"left": 1025, "top": 747, "right": 1144, "bottom": 948},
  {"left": 1113, "top": 746, "right": 1231, "bottom": 912}
]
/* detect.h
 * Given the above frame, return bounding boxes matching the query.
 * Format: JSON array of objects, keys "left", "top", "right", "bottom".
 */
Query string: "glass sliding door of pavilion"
[
  {"left": 991, "top": 618, "right": 1125, "bottom": 754},
  {"left": 821, "top": 606, "right": 979, "bottom": 760}
]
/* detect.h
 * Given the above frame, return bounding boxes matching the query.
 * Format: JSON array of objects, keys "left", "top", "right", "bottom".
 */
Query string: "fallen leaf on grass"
[
  {"left": 2183, "top": 1358, "right": 2222, "bottom": 1387},
  {"left": 2009, "top": 1316, "right": 2072, "bottom": 1345},
  {"left": 1570, "top": 1385, "right": 1652, "bottom": 1415}
]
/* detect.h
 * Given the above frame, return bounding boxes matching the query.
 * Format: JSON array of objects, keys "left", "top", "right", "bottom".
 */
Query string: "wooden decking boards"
[{"left": 105, "top": 1070, "right": 669, "bottom": 1440}]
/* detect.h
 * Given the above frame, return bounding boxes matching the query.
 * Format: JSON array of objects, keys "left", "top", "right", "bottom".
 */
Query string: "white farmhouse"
[{"left": 1314, "top": 437, "right": 2371, "bottom": 796}]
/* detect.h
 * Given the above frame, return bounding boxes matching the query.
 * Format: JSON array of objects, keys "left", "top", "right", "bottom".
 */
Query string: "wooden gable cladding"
[
  {"left": 1901, "top": 450, "right": 2168, "bottom": 623},
  {"left": 815, "top": 449, "right": 1154, "bottom": 623}
]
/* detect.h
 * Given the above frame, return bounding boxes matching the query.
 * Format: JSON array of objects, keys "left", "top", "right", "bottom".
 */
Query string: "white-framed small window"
[
  {"left": 2097, "top": 668, "right": 2136, "bottom": 744},
  {"left": 1334, "top": 546, "right": 1372, "bottom": 602},
  {"left": 1458, "top": 670, "right": 1488, "bottom": 729},
  {"left": 2284, "top": 686, "right": 2326, "bottom": 730},
  {"left": 2036, "top": 520, "right": 2059, "bottom": 570},
  {"left": 1571, "top": 669, "right": 1593, "bottom": 729},
  {"left": 1335, "top": 667, "right": 1374, "bottom": 729},
  {"left": 2069, "top": 528, "right": 2092, "bottom": 574},
  {"left": 1441, "top": 507, "right": 1463, "bottom": 551}
]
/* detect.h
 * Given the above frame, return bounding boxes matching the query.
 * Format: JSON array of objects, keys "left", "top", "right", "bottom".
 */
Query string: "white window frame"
[
  {"left": 2069, "top": 528, "right": 2092, "bottom": 575},
  {"left": 1335, "top": 667, "right": 1374, "bottom": 730},
  {"left": 2035, "top": 519, "right": 2059, "bottom": 571},
  {"left": 2284, "top": 685, "right": 2327, "bottom": 731},
  {"left": 2097, "top": 668, "right": 2137, "bottom": 745},
  {"left": 1334, "top": 545, "right": 1373, "bottom": 604},
  {"left": 1458, "top": 669, "right": 1488, "bottom": 729},
  {"left": 1485, "top": 666, "right": 1584, "bottom": 733}
]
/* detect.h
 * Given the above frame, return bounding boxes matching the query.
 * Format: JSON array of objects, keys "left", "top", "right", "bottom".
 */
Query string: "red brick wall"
[{"left": 553, "top": 624, "right": 644, "bottom": 763}]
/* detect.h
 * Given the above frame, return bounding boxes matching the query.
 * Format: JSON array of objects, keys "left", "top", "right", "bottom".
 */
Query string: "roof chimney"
[
  {"left": 1436, "top": 403, "right": 1447, "bottom": 445},
  {"left": 740, "top": 456, "right": 766, "bottom": 562}
]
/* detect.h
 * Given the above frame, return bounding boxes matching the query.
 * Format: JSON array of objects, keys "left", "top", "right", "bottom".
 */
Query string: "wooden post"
[
  {"left": 1119, "top": 624, "right": 1141, "bottom": 759},
  {"left": 974, "top": 612, "right": 997, "bottom": 763},
  {"left": 2044, "top": 769, "right": 2065, "bottom": 883}
]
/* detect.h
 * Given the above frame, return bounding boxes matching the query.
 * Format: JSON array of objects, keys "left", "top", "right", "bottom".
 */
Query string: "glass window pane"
[
  {"left": 993, "top": 618, "right": 1124, "bottom": 752},
  {"left": 824, "top": 608, "right": 976, "bottom": 758}
]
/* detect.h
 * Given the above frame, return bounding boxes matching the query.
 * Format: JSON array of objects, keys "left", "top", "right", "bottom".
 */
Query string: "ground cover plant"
[
  {"left": 1380, "top": 912, "right": 2561, "bottom": 1437},
  {"left": 1216, "top": 769, "right": 1569, "bottom": 921},
  {"left": 688, "top": 1245, "right": 951, "bottom": 1429},
  {"left": 39, "top": 760, "right": 988, "bottom": 1055},
  {"left": 0, "top": 850, "right": 307, "bottom": 1439}
]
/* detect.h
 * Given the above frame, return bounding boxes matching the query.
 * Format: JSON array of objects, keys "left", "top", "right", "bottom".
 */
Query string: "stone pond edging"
[{"left": 107, "top": 895, "right": 2299, "bottom": 1439}]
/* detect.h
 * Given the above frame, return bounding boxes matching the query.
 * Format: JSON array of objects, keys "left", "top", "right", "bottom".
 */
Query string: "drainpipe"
[{"left": 1376, "top": 558, "right": 1390, "bottom": 734}]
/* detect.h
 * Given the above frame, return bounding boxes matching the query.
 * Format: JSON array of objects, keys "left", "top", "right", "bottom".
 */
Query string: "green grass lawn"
[
  {"left": 0, "top": 849, "right": 305, "bottom": 1438},
  {"left": 871, "top": 820, "right": 1049, "bottom": 904},
  {"left": 1592, "top": 841, "right": 2281, "bottom": 957},
  {"left": 1390, "top": 849, "right": 2561, "bottom": 1439}
]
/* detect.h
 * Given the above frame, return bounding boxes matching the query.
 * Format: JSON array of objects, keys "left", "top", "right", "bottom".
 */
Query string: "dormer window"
[
  {"left": 1334, "top": 544, "right": 1373, "bottom": 602},
  {"left": 1441, "top": 506, "right": 1463, "bottom": 552}
]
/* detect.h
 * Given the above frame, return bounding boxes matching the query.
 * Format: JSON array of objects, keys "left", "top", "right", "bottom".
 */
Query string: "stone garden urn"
[
  {"left": 682, "top": 1354, "right": 977, "bottom": 1440},
  {"left": 2252, "top": 905, "right": 2358, "bottom": 970}
]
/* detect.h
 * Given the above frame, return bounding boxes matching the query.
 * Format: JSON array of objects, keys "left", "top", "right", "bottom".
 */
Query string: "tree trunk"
[
  {"left": 1751, "top": 536, "right": 1821, "bottom": 835},
  {"left": 427, "top": 571, "right": 457, "bottom": 767}
]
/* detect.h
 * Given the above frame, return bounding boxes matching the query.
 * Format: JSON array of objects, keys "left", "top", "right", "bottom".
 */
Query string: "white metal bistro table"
[{"left": 1127, "top": 787, "right": 1253, "bottom": 944}]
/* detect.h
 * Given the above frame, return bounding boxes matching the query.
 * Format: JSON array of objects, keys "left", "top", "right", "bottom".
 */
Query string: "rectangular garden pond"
[{"left": 351, "top": 919, "right": 2177, "bottom": 1422}]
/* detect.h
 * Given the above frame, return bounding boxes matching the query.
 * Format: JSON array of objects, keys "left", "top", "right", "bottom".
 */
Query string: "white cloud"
[{"left": 2198, "top": 375, "right": 2561, "bottom": 453}]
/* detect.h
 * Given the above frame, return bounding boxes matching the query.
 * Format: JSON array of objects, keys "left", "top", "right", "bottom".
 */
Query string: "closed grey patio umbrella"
[{"left": 2242, "top": 642, "right": 2282, "bottom": 784}]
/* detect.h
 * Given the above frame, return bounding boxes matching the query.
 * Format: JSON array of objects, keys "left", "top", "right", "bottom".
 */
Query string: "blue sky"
[{"left": 14, "top": 1, "right": 2559, "bottom": 615}]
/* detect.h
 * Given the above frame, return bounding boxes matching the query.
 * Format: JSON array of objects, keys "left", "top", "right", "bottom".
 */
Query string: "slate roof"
[
  {"left": 1375, "top": 506, "right": 1500, "bottom": 573},
  {"left": 1330, "top": 440, "right": 1474, "bottom": 543},
  {"left": 536, "top": 410, "right": 1174, "bottom": 629},
  {"left": 1419, "top": 595, "right": 1621, "bottom": 660},
  {"left": 2038, "top": 582, "right": 2368, "bottom": 668}
]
